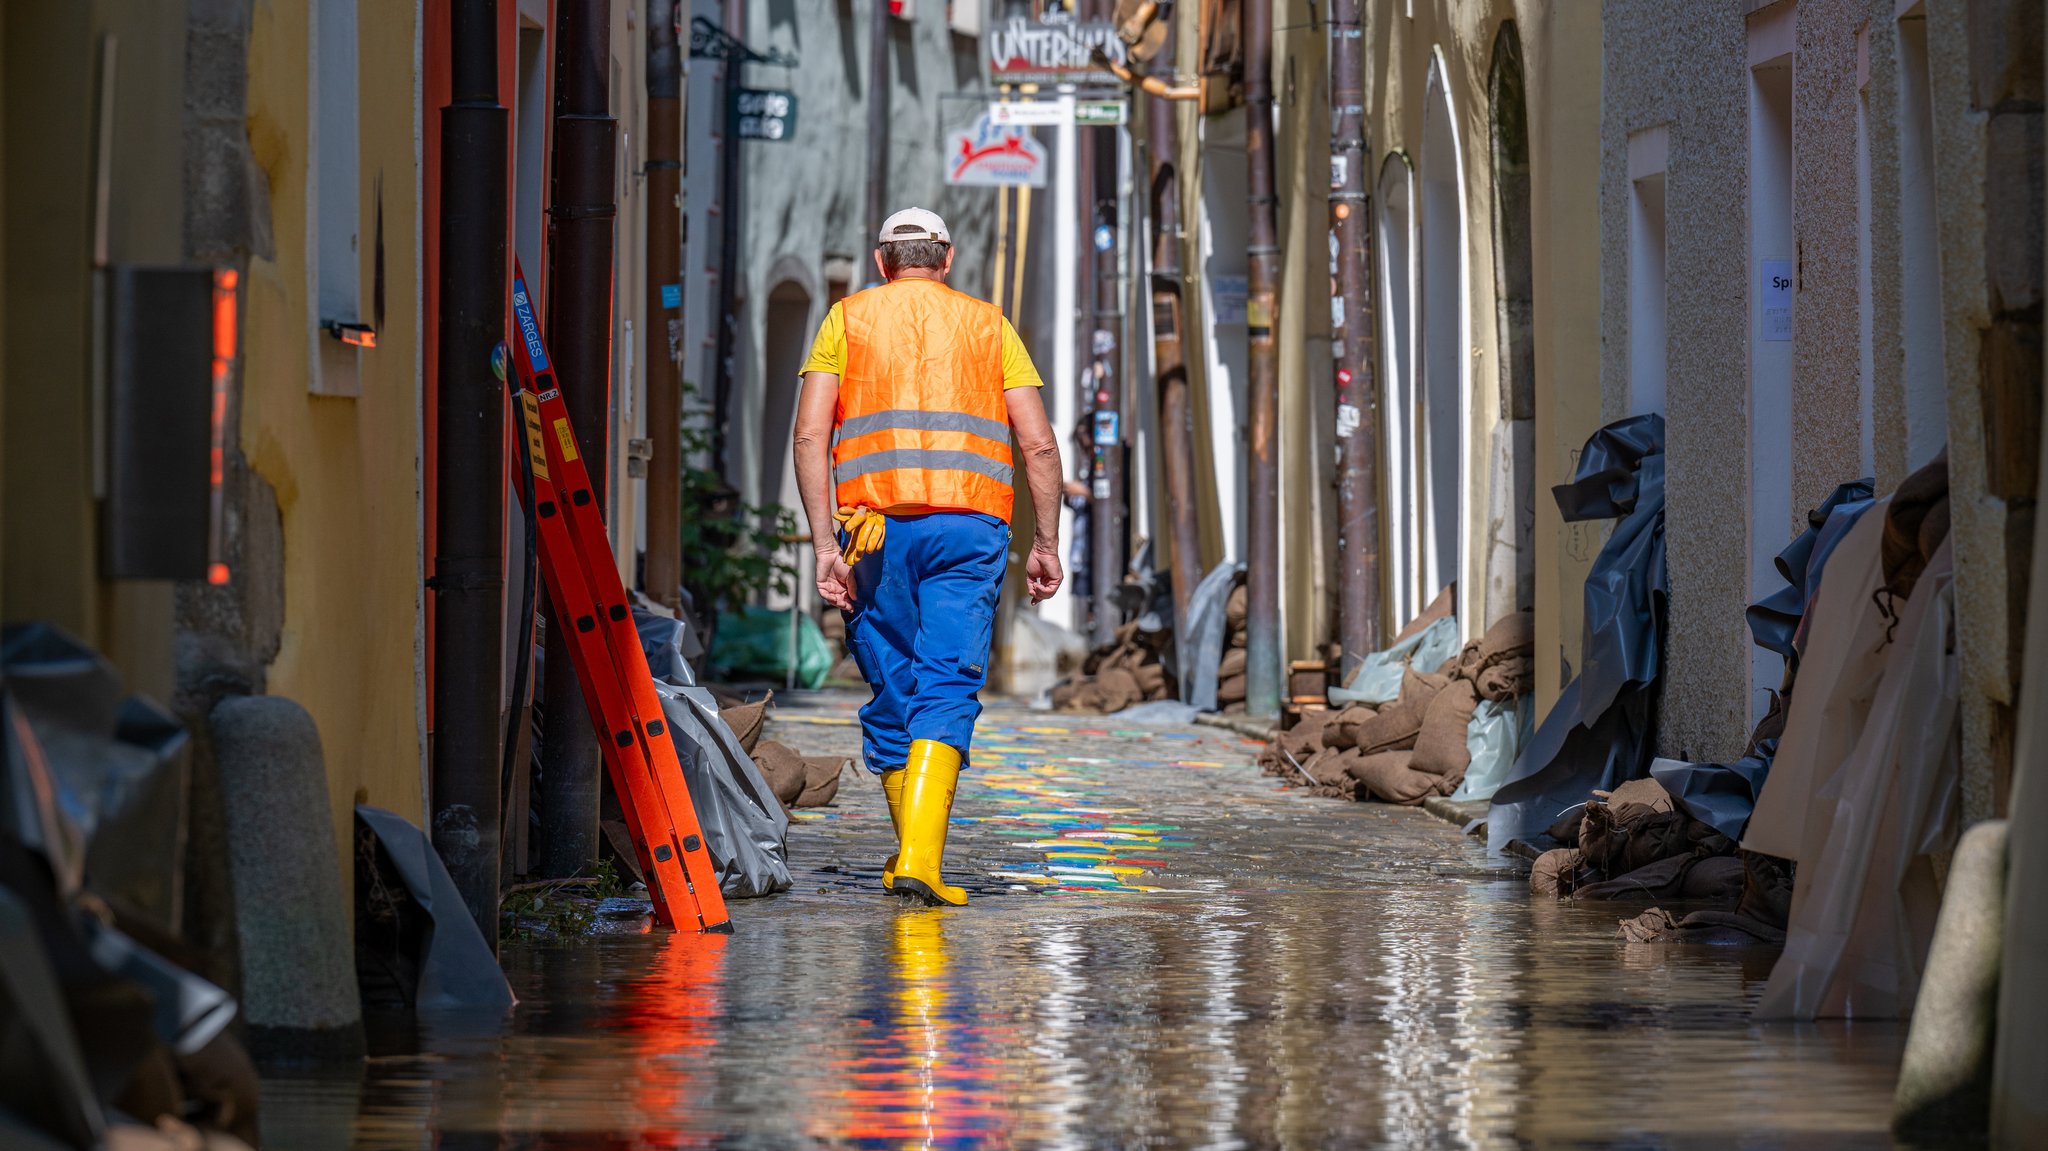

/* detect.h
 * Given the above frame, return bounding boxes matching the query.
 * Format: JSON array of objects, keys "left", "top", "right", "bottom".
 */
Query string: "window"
[
  {"left": 1419, "top": 59, "right": 1465, "bottom": 612},
  {"left": 310, "top": 0, "right": 362, "bottom": 395},
  {"left": 1857, "top": 24, "right": 1876, "bottom": 477},
  {"left": 1377, "top": 155, "right": 1418, "bottom": 628},
  {"left": 1897, "top": 5, "right": 1947, "bottom": 469},
  {"left": 1748, "top": 2, "right": 1795, "bottom": 720},
  {"left": 1628, "top": 126, "right": 1669, "bottom": 418}
]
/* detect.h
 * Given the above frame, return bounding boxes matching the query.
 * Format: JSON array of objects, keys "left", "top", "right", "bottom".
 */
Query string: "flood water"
[{"left": 259, "top": 699, "right": 1910, "bottom": 1149}]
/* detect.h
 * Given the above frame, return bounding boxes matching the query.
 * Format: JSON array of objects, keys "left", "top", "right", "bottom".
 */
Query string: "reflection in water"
[
  {"left": 260, "top": 887, "right": 1907, "bottom": 1150},
  {"left": 833, "top": 910, "right": 1009, "bottom": 1148},
  {"left": 259, "top": 699, "right": 1906, "bottom": 1149}
]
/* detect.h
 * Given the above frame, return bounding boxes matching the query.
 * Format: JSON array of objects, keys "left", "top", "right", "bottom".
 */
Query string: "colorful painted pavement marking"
[{"left": 777, "top": 710, "right": 1210, "bottom": 894}]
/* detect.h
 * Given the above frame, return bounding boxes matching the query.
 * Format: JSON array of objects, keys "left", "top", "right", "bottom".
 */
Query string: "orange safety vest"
[{"left": 833, "top": 279, "right": 1015, "bottom": 523}]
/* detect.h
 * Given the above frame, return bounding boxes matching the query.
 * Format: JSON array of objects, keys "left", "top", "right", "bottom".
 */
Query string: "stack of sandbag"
[
  {"left": 1214, "top": 584, "right": 1251, "bottom": 711},
  {"left": 1049, "top": 620, "right": 1177, "bottom": 713},
  {"left": 718, "top": 693, "right": 848, "bottom": 810},
  {"left": 1529, "top": 777, "right": 1794, "bottom": 945},
  {"left": 1257, "top": 611, "right": 1535, "bottom": 805}
]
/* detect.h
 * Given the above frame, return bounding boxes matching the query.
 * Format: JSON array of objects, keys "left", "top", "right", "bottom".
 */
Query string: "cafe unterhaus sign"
[{"left": 986, "top": 13, "right": 1126, "bottom": 83}]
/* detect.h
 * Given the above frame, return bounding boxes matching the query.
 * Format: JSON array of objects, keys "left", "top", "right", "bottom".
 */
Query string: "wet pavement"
[{"left": 260, "top": 692, "right": 1910, "bottom": 1149}]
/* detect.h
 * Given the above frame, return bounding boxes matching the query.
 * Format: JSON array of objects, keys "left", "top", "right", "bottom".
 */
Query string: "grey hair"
[{"left": 878, "top": 235, "right": 949, "bottom": 275}]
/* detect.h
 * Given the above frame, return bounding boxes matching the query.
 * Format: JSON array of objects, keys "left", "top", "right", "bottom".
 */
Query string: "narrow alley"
[{"left": 260, "top": 696, "right": 1905, "bottom": 1148}]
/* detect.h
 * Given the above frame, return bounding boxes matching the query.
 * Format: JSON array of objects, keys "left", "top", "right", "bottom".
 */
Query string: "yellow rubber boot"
[
  {"left": 892, "top": 739, "right": 967, "bottom": 906},
  {"left": 880, "top": 768, "right": 905, "bottom": 890}
]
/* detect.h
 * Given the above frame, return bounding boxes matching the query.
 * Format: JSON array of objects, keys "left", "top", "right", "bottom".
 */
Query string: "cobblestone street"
[{"left": 260, "top": 693, "right": 1909, "bottom": 1149}]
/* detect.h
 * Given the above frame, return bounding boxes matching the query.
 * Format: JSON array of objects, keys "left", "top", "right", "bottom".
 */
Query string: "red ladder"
[{"left": 507, "top": 260, "right": 731, "bottom": 934}]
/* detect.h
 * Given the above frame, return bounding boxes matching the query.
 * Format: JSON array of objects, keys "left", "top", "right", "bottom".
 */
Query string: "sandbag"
[
  {"left": 1347, "top": 669, "right": 1449, "bottom": 754},
  {"left": 797, "top": 757, "right": 846, "bottom": 808},
  {"left": 1410, "top": 679, "right": 1480, "bottom": 776},
  {"left": 753, "top": 741, "right": 806, "bottom": 807},
  {"left": 1217, "top": 647, "right": 1248, "bottom": 681},
  {"left": 1344, "top": 750, "right": 1443, "bottom": 805},
  {"left": 1216, "top": 673, "right": 1247, "bottom": 705},
  {"left": 720, "top": 697, "right": 769, "bottom": 755},
  {"left": 1322, "top": 704, "right": 1376, "bottom": 751}
]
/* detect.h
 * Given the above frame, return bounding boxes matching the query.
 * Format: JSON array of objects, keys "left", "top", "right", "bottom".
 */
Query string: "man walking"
[{"left": 791, "top": 207, "right": 1066, "bottom": 906}]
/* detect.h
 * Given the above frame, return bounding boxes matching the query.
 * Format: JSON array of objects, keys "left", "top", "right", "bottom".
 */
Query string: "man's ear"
[
  {"left": 873, "top": 249, "right": 889, "bottom": 283},
  {"left": 942, "top": 246, "right": 956, "bottom": 277}
]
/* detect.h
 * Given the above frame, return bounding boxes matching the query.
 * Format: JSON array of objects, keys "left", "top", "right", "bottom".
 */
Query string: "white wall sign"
[
  {"left": 1761, "top": 258, "right": 1794, "bottom": 341},
  {"left": 988, "top": 101, "right": 1069, "bottom": 127}
]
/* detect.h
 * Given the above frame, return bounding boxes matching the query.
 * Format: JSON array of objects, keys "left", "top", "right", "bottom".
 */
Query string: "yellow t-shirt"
[{"left": 799, "top": 299, "right": 1045, "bottom": 390}]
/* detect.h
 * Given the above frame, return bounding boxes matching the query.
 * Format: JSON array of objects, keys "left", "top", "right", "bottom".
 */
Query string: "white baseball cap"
[{"left": 878, "top": 207, "right": 951, "bottom": 245}]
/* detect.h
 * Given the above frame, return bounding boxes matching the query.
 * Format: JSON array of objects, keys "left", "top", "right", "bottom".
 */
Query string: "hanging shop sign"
[
  {"left": 986, "top": 13, "right": 1126, "bottom": 82},
  {"left": 734, "top": 88, "right": 797, "bottom": 141},
  {"left": 945, "top": 113, "right": 1050, "bottom": 187},
  {"left": 1074, "top": 99, "right": 1126, "bottom": 126},
  {"left": 989, "top": 100, "right": 1071, "bottom": 127}
]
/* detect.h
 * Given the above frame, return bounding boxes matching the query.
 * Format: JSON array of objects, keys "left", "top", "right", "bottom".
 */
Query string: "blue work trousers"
[{"left": 843, "top": 512, "right": 1009, "bottom": 774}]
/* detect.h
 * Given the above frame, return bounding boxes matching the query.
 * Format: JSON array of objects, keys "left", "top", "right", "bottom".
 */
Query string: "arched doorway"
[
  {"left": 1377, "top": 154, "right": 1420, "bottom": 630},
  {"left": 759, "top": 279, "right": 813, "bottom": 513},
  {"left": 1420, "top": 56, "right": 1467, "bottom": 618},
  {"left": 1488, "top": 23, "right": 1536, "bottom": 621}
]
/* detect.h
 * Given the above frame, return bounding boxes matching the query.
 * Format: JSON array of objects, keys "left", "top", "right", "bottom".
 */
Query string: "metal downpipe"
[
  {"left": 1242, "top": 0, "right": 1283, "bottom": 717},
  {"left": 536, "top": 0, "right": 618, "bottom": 880},
  {"left": 432, "top": 0, "right": 511, "bottom": 946},
  {"left": 1328, "top": 0, "right": 1381, "bottom": 678}
]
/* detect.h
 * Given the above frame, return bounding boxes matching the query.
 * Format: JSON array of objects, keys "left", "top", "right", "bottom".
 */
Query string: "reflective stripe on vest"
[{"left": 831, "top": 280, "right": 1014, "bottom": 522}]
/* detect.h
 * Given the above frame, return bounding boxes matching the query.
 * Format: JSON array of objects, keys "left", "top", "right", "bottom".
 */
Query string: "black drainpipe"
[
  {"left": 432, "top": 0, "right": 511, "bottom": 948},
  {"left": 535, "top": 0, "right": 618, "bottom": 879}
]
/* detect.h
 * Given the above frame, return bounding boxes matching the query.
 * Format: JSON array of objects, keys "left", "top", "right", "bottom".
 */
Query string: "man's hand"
[
  {"left": 816, "top": 549, "right": 856, "bottom": 610},
  {"left": 1025, "top": 543, "right": 1064, "bottom": 603}
]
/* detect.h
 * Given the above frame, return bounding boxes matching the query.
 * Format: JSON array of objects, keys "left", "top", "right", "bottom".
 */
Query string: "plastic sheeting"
[
  {"left": 1328, "top": 615, "right": 1461, "bottom": 706},
  {"left": 1452, "top": 696, "right": 1533, "bottom": 803},
  {"left": 1183, "top": 562, "right": 1244, "bottom": 710},
  {"left": 1, "top": 623, "right": 190, "bottom": 928},
  {"left": 1755, "top": 540, "right": 1960, "bottom": 1020},
  {"left": 1654, "top": 481, "right": 1877, "bottom": 841},
  {"left": 636, "top": 607, "right": 792, "bottom": 898},
  {"left": 1489, "top": 415, "right": 1666, "bottom": 856},
  {"left": 354, "top": 805, "right": 516, "bottom": 1013},
  {"left": 1746, "top": 481, "right": 1875, "bottom": 667},
  {"left": 0, "top": 668, "right": 237, "bottom": 1138},
  {"left": 710, "top": 605, "right": 833, "bottom": 689}
]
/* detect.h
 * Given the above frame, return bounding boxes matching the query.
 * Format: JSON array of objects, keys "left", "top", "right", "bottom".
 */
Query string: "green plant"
[
  {"left": 499, "top": 885, "right": 595, "bottom": 942},
  {"left": 678, "top": 399, "right": 798, "bottom": 618}
]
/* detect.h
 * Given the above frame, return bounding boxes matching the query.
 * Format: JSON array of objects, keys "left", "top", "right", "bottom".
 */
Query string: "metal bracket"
[{"left": 687, "top": 16, "right": 798, "bottom": 67}]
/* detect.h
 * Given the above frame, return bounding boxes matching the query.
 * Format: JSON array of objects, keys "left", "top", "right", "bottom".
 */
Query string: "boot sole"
[{"left": 892, "top": 876, "right": 965, "bottom": 907}]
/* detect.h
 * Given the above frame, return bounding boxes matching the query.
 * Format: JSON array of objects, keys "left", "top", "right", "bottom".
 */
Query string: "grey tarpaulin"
[
  {"left": 1653, "top": 480, "right": 1876, "bottom": 840},
  {"left": 636, "top": 606, "right": 791, "bottom": 898},
  {"left": 0, "top": 887, "right": 102, "bottom": 1147},
  {"left": 1744, "top": 480, "right": 1875, "bottom": 672},
  {"left": 0, "top": 672, "right": 236, "bottom": 1134},
  {"left": 1183, "top": 562, "right": 1245, "bottom": 710},
  {"left": 353, "top": 805, "right": 516, "bottom": 1013},
  {"left": 1489, "top": 415, "right": 1667, "bottom": 856},
  {"left": 1, "top": 623, "right": 189, "bottom": 928}
]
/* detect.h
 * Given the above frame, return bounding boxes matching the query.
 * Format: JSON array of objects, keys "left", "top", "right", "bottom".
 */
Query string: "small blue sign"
[
  {"left": 660, "top": 282, "right": 682, "bottom": 309},
  {"left": 511, "top": 278, "right": 549, "bottom": 372},
  {"left": 1093, "top": 409, "right": 1119, "bottom": 446},
  {"left": 1093, "top": 224, "right": 1114, "bottom": 252}
]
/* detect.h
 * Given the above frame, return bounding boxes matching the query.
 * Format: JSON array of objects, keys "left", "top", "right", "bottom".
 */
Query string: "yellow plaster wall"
[
  {"left": 1363, "top": 0, "right": 1599, "bottom": 714},
  {"left": 243, "top": 0, "right": 426, "bottom": 878}
]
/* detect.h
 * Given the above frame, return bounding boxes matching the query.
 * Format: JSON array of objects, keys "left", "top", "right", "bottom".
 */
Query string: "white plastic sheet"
[
  {"left": 1328, "top": 615, "right": 1461, "bottom": 707},
  {"left": 1452, "top": 696, "right": 1533, "bottom": 803}
]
